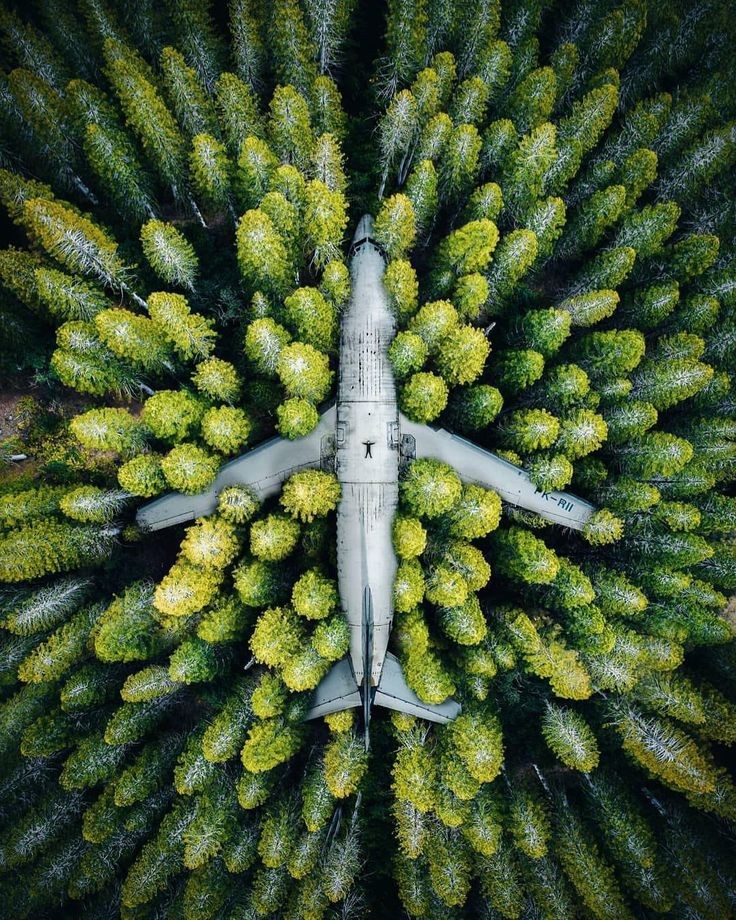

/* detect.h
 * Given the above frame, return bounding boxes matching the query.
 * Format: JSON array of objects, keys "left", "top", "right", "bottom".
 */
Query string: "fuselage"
[{"left": 336, "top": 216, "right": 399, "bottom": 687}]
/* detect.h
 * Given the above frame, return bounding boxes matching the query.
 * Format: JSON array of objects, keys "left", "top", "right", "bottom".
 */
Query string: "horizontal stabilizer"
[
  {"left": 374, "top": 653, "right": 461, "bottom": 724},
  {"left": 305, "top": 658, "right": 361, "bottom": 720}
]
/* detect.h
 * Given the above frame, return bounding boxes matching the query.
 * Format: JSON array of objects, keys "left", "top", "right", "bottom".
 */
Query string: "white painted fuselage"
[{"left": 336, "top": 216, "right": 399, "bottom": 687}]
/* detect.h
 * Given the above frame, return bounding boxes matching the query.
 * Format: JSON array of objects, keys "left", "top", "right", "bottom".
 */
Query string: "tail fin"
[
  {"left": 304, "top": 658, "right": 361, "bottom": 720},
  {"left": 374, "top": 652, "right": 461, "bottom": 723},
  {"left": 362, "top": 586, "right": 373, "bottom": 750}
]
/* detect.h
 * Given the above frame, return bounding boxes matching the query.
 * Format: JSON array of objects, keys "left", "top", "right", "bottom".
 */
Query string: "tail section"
[{"left": 305, "top": 653, "right": 460, "bottom": 725}]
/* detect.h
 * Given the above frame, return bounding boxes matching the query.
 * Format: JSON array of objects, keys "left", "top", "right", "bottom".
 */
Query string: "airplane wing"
[
  {"left": 136, "top": 405, "right": 336, "bottom": 531},
  {"left": 399, "top": 414, "right": 596, "bottom": 530}
]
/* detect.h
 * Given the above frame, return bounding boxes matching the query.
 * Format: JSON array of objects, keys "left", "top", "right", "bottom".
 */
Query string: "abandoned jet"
[{"left": 137, "top": 215, "right": 596, "bottom": 735}]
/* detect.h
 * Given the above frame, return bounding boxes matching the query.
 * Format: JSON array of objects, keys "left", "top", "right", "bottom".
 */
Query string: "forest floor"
[
  {"left": 0, "top": 382, "right": 117, "bottom": 446},
  {"left": 0, "top": 390, "right": 28, "bottom": 442},
  {"left": 0, "top": 382, "right": 97, "bottom": 483},
  {"left": 724, "top": 594, "right": 736, "bottom": 627}
]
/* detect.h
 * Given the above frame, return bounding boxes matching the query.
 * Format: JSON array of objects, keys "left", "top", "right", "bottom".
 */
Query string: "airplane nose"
[{"left": 352, "top": 213, "right": 374, "bottom": 244}]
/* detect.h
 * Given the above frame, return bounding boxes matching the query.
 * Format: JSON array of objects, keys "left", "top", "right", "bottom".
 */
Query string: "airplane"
[{"left": 137, "top": 215, "right": 596, "bottom": 740}]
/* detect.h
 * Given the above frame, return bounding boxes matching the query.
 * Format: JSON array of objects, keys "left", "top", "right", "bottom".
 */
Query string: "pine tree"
[
  {"left": 22, "top": 197, "right": 130, "bottom": 293},
  {"left": 154, "top": 557, "right": 222, "bottom": 617},
  {"left": 608, "top": 701, "right": 725, "bottom": 798},
  {"left": 189, "top": 132, "right": 233, "bottom": 214},
  {"left": 558, "top": 184, "right": 627, "bottom": 259},
  {"left": 439, "top": 123, "right": 482, "bottom": 200},
  {"left": 388, "top": 331, "right": 428, "bottom": 379},
  {"left": 304, "top": 178, "right": 348, "bottom": 267},
  {"left": 0, "top": 4, "right": 736, "bottom": 917},
  {"left": 374, "top": 193, "right": 417, "bottom": 259},
  {"left": 160, "top": 444, "right": 220, "bottom": 494},
  {"left": 236, "top": 207, "right": 292, "bottom": 297},
  {"left": 404, "top": 159, "right": 439, "bottom": 236},
  {"left": 94, "top": 308, "right": 174, "bottom": 372},
  {"left": 0, "top": 522, "right": 119, "bottom": 583},
  {"left": 268, "top": 84, "right": 315, "bottom": 172},
  {"left": 250, "top": 514, "right": 301, "bottom": 562},
  {"left": 140, "top": 389, "right": 205, "bottom": 443},
  {"left": 283, "top": 287, "right": 337, "bottom": 352},
  {"left": 280, "top": 470, "right": 341, "bottom": 522},
  {"left": 400, "top": 371, "right": 449, "bottom": 422},
  {"left": 103, "top": 39, "right": 189, "bottom": 203},
  {"left": 544, "top": 83, "right": 619, "bottom": 194},
  {"left": 147, "top": 291, "right": 215, "bottom": 361},
  {"left": 274, "top": 398, "right": 318, "bottom": 439},
  {"left": 378, "top": 89, "right": 418, "bottom": 196},
  {"left": 81, "top": 117, "right": 155, "bottom": 222},
  {"left": 400, "top": 459, "right": 462, "bottom": 519},
  {"left": 277, "top": 342, "right": 333, "bottom": 403},
  {"left": 200, "top": 406, "right": 252, "bottom": 454},
  {"left": 117, "top": 454, "right": 166, "bottom": 497},
  {"left": 484, "top": 229, "right": 538, "bottom": 315},
  {"left": 160, "top": 45, "right": 217, "bottom": 139},
  {"left": 140, "top": 220, "right": 199, "bottom": 290},
  {"left": 542, "top": 704, "right": 600, "bottom": 771},
  {"left": 553, "top": 798, "right": 633, "bottom": 919}
]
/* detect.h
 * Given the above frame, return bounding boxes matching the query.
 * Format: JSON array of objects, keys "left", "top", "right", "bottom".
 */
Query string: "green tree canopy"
[{"left": 1, "top": 4, "right": 736, "bottom": 918}]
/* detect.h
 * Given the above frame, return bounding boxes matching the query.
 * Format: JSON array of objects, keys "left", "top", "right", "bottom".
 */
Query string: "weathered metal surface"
[
  {"left": 336, "top": 216, "right": 399, "bottom": 688},
  {"left": 400, "top": 414, "right": 597, "bottom": 529}
]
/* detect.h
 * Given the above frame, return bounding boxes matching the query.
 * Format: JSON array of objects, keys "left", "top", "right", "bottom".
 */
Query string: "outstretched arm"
[
  {"left": 400, "top": 414, "right": 596, "bottom": 530},
  {"left": 137, "top": 406, "right": 336, "bottom": 531}
]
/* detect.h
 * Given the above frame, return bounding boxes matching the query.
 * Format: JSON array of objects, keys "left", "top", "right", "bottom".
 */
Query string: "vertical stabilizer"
[{"left": 362, "top": 586, "right": 373, "bottom": 750}]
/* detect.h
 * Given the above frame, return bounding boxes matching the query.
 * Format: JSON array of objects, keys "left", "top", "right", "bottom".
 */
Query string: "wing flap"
[{"left": 304, "top": 658, "right": 362, "bottom": 719}]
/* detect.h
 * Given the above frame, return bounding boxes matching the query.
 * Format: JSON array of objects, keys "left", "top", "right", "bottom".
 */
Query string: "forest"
[{"left": 0, "top": 0, "right": 735, "bottom": 917}]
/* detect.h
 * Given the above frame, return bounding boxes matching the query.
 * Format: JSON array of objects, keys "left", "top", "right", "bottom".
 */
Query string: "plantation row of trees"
[{"left": 0, "top": 0, "right": 735, "bottom": 917}]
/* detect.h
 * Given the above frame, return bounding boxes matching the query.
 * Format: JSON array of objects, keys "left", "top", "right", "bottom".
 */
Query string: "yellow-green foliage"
[{"left": 0, "top": 4, "right": 735, "bottom": 919}]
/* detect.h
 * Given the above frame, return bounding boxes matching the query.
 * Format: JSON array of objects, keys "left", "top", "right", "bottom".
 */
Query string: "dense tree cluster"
[{"left": 1, "top": 0, "right": 736, "bottom": 917}]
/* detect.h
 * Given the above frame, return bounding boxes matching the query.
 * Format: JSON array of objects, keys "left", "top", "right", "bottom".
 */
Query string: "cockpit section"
[{"left": 349, "top": 214, "right": 387, "bottom": 261}]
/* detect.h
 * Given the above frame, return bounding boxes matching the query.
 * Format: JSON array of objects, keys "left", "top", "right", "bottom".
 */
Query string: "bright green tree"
[
  {"left": 401, "top": 458, "right": 462, "bottom": 519},
  {"left": 399, "top": 371, "right": 449, "bottom": 422},
  {"left": 280, "top": 470, "right": 341, "bottom": 522},
  {"left": 140, "top": 220, "right": 199, "bottom": 290},
  {"left": 236, "top": 207, "right": 292, "bottom": 297},
  {"left": 277, "top": 343, "right": 333, "bottom": 403},
  {"left": 374, "top": 193, "right": 416, "bottom": 259},
  {"left": 160, "top": 444, "right": 220, "bottom": 494}
]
